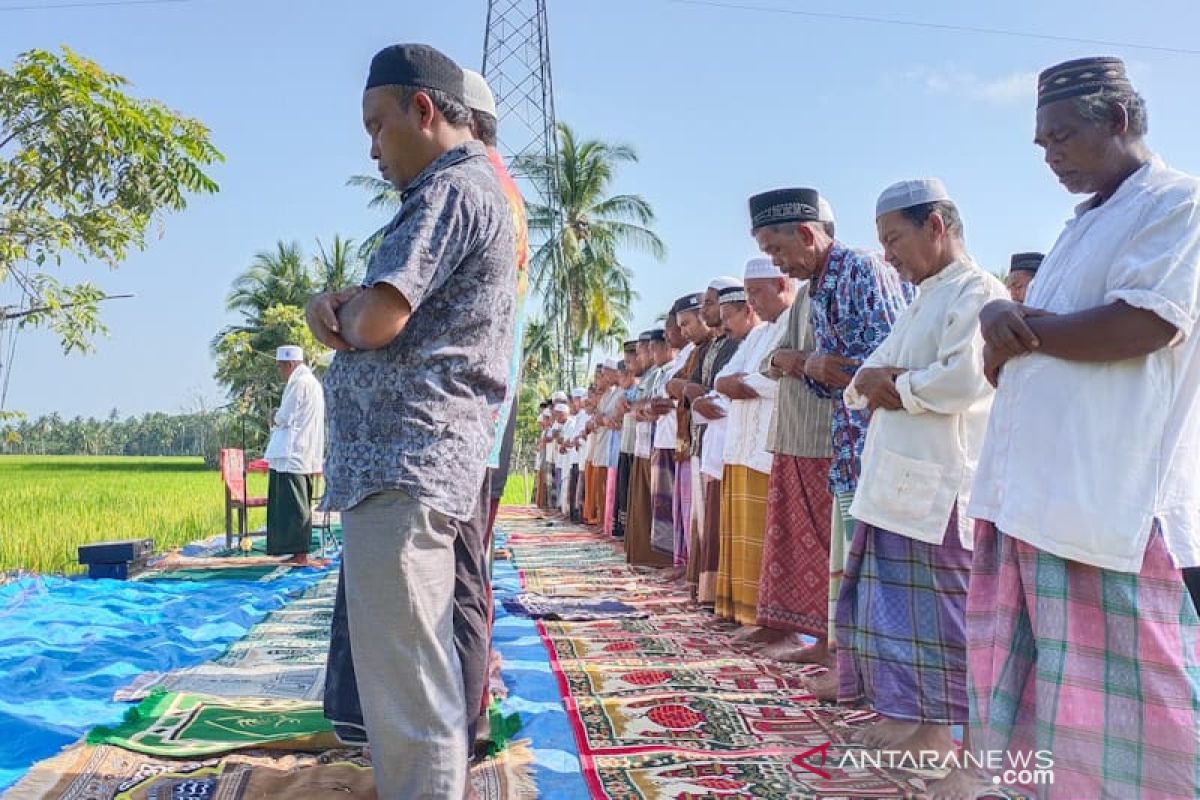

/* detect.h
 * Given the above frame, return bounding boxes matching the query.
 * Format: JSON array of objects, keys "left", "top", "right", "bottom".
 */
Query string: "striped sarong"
[
  {"left": 697, "top": 475, "right": 722, "bottom": 607},
  {"left": 672, "top": 458, "right": 692, "bottom": 568},
  {"left": 968, "top": 522, "right": 1200, "bottom": 799},
  {"left": 715, "top": 464, "right": 770, "bottom": 625},
  {"left": 757, "top": 454, "right": 834, "bottom": 637},
  {"left": 835, "top": 511, "right": 971, "bottom": 724},
  {"left": 649, "top": 449, "right": 675, "bottom": 557}
]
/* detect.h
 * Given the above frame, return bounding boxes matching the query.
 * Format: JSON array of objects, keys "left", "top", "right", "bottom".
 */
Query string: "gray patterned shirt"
[{"left": 322, "top": 142, "right": 516, "bottom": 519}]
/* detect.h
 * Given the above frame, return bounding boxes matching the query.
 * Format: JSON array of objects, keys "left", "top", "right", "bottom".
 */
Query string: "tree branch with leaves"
[{"left": 0, "top": 46, "right": 222, "bottom": 353}]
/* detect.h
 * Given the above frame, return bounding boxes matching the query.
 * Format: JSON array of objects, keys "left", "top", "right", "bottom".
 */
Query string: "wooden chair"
[{"left": 219, "top": 448, "right": 267, "bottom": 550}]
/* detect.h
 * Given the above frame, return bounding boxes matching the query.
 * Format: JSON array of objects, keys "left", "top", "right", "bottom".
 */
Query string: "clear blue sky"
[{"left": 3, "top": 0, "right": 1199, "bottom": 417}]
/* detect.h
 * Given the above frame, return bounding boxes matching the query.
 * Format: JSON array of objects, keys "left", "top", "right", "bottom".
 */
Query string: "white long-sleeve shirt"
[
  {"left": 970, "top": 159, "right": 1200, "bottom": 571},
  {"left": 845, "top": 259, "right": 1006, "bottom": 547},
  {"left": 652, "top": 343, "right": 695, "bottom": 451},
  {"left": 265, "top": 364, "right": 325, "bottom": 474},
  {"left": 724, "top": 307, "right": 789, "bottom": 475},
  {"left": 695, "top": 325, "right": 763, "bottom": 480}
]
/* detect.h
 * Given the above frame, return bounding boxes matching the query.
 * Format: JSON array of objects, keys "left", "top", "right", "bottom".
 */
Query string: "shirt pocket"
[{"left": 867, "top": 448, "right": 943, "bottom": 521}]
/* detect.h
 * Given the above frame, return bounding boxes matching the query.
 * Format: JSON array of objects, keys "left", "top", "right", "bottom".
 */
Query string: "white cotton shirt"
[
  {"left": 634, "top": 366, "right": 661, "bottom": 460},
  {"left": 264, "top": 364, "right": 325, "bottom": 474},
  {"left": 723, "top": 311, "right": 788, "bottom": 475},
  {"left": 653, "top": 344, "right": 694, "bottom": 450},
  {"left": 696, "top": 326, "right": 761, "bottom": 479},
  {"left": 571, "top": 411, "right": 591, "bottom": 466},
  {"left": 846, "top": 259, "right": 1007, "bottom": 547},
  {"left": 969, "top": 158, "right": 1200, "bottom": 572}
]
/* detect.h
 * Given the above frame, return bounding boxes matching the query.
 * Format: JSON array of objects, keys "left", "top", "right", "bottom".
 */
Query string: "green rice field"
[
  {"left": 0, "top": 455, "right": 535, "bottom": 575},
  {"left": 0, "top": 456, "right": 267, "bottom": 575}
]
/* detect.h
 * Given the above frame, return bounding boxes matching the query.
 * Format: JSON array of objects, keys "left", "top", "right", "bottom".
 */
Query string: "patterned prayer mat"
[
  {"left": 503, "top": 512, "right": 1006, "bottom": 799},
  {"left": 86, "top": 690, "right": 338, "bottom": 756},
  {"left": 501, "top": 592, "right": 648, "bottom": 621},
  {"left": 137, "top": 564, "right": 296, "bottom": 582},
  {"left": 7, "top": 740, "right": 536, "bottom": 800},
  {"left": 556, "top": 658, "right": 821, "bottom": 699},
  {"left": 213, "top": 638, "right": 330, "bottom": 667},
  {"left": 114, "top": 664, "right": 326, "bottom": 703}
]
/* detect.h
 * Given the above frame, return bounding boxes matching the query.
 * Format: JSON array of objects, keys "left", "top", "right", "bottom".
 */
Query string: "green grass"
[
  {"left": 500, "top": 471, "right": 534, "bottom": 506},
  {"left": 0, "top": 455, "right": 267, "bottom": 575},
  {"left": 0, "top": 456, "right": 536, "bottom": 575}
]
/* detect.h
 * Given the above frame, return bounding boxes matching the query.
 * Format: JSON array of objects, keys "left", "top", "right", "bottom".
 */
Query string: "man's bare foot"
[
  {"left": 760, "top": 636, "right": 835, "bottom": 666},
  {"left": 925, "top": 767, "right": 992, "bottom": 800},
  {"left": 852, "top": 717, "right": 923, "bottom": 749},
  {"left": 801, "top": 668, "right": 838, "bottom": 701},
  {"left": 731, "top": 626, "right": 790, "bottom": 646},
  {"left": 283, "top": 553, "right": 326, "bottom": 567},
  {"left": 897, "top": 723, "right": 957, "bottom": 758},
  {"left": 756, "top": 633, "right": 804, "bottom": 659}
]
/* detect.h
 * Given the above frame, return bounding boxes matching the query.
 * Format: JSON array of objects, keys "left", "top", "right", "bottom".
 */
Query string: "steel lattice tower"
[
  {"left": 482, "top": 0, "right": 560, "bottom": 204},
  {"left": 482, "top": 0, "right": 570, "bottom": 384}
]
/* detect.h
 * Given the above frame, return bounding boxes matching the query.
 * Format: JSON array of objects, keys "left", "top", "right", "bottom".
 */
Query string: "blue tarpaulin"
[
  {"left": 490, "top": 532, "right": 589, "bottom": 798},
  {"left": 0, "top": 569, "right": 325, "bottom": 791}
]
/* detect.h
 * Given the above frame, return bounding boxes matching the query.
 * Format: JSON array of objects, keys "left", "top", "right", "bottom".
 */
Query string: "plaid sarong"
[
  {"left": 835, "top": 512, "right": 971, "bottom": 724},
  {"left": 969, "top": 522, "right": 1200, "bottom": 798}
]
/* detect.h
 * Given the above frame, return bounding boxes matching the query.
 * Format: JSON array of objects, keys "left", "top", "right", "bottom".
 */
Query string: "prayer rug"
[
  {"left": 86, "top": 691, "right": 337, "bottom": 756},
  {"left": 8, "top": 741, "right": 536, "bottom": 800},
  {"left": 138, "top": 565, "right": 293, "bottom": 583},
  {"left": 213, "top": 640, "right": 330, "bottom": 667},
  {"left": 501, "top": 592, "right": 647, "bottom": 621},
  {"left": 503, "top": 514, "right": 1013, "bottom": 798},
  {"left": 556, "top": 658, "right": 822, "bottom": 699},
  {"left": 114, "top": 664, "right": 326, "bottom": 703}
]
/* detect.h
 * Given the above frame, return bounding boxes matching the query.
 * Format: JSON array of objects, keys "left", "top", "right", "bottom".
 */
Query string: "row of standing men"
[{"left": 535, "top": 54, "right": 1200, "bottom": 799}]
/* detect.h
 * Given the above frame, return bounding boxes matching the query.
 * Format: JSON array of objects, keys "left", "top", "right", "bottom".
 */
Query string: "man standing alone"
[{"left": 264, "top": 345, "right": 325, "bottom": 566}]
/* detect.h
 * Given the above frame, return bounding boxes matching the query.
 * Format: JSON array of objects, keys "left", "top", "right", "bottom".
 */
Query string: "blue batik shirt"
[{"left": 806, "top": 242, "right": 916, "bottom": 496}]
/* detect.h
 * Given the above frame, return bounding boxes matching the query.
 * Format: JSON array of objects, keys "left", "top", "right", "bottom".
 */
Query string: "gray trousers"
[
  {"left": 341, "top": 489, "right": 465, "bottom": 800},
  {"left": 324, "top": 475, "right": 491, "bottom": 748}
]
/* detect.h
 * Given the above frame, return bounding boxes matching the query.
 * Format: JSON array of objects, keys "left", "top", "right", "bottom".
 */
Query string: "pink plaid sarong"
[{"left": 968, "top": 521, "right": 1200, "bottom": 799}]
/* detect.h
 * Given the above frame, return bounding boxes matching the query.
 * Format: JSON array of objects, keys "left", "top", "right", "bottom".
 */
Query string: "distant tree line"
[{"left": 1, "top": 409, "right": 244, "bottom": 466}]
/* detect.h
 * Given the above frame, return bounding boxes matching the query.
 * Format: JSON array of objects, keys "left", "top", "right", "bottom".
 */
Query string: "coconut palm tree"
[
  {"left": 315, "top": 234, "right": 364, "bottom": 292},
  {"left": 517, "top": 123, "right": 665, "bottom": 385},
  {"left": 224, "top": 241, "right": 316, "bottom": 326},
  {"left": 345, "top": 175, "right": 402, "bottom": 260}
]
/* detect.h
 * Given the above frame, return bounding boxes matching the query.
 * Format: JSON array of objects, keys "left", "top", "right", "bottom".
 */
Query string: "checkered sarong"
[
  {"left": 968, "top": 522, "right": 1200, "bottom": 798},
  {"left": 835, "top": 513, "right": 971, "bottom": 724}
]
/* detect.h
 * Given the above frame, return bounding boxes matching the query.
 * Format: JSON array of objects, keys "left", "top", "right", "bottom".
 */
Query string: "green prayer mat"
[
  {"left": 247, "top": 525, "right": 342, "bottom": 555},
  {"left": 140, "top": 565, "right": 291, "bottom": 582},
  {"left": 87, "top": 689, "right": 336, "bottom": 756}
]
